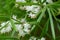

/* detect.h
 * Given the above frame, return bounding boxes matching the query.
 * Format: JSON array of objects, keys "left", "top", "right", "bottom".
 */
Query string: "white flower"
[
  {"left": 25, "top": 6, "right": 34, "bottom": 12},
  {"left": 23, "top": 23, "right": 31, "bottom": 29},
  {"left": 0, "top": 21, "right": 10, "bottom": 28},
  {"left": 12, "top": 15, "right": 16, "bottom": 19},
  {"left": 0, "top": 21, "right": 12, "bottom": 33},
  {"left": 20, "top": 18, "right": 26, "bottom": 23},
  {"left": 15, "top": 24, "right": 23, "bottom": 31},
  {"left": 31, "top": 0, "right": 38, "bottom": 3},
  {"left": 1, "top": 22, "right": 6, "bottom": 27},
  {"left": 43, "top": 2, "right": 46, "bottom": 6},
  {"left": 5, "top": 26, "right": 12, "bottom": 32},
  {"left": 28, "top": 12, "right": 36, "bottom": 18},
  {"left": 23, "top": 23, "right": 31, "bottom": 34},
  {"left": 41, "top": 37, "right": 45, "bottom": 40},
  {"left": 15, "top": 4, "right": 19, "bottom": 7},
  {"left": 29, "top": 36, "right": 37, "bottom": 40},
  {"left": 25, "top": 5, "right": 40, "bottom": 13},
  {"left": 18, "top": 30, "right": 26, "bottom": 37},
  {"left": 0, "top": 26, "right": 12, "bottom": 33},
  {"left": 0, "top": 28, "right": 6, "bottom": 33},
  {"left": 16, "top": 0, "right": 26, "bottom": 3},
  {"left": 24, "top": 29, "right": 30, "bottom": 34},
  {"left": 32, "top": 5, "right": 40, "bottom": 13},
  {"left": 19, "top": 6, "right": 26, "bottom": 10},
  {"left": 46, "top": 0, "right": 53, "bottom": 3},
  {"left": 32, "top": 8, "right": 40, "bottom": 13},
  {"left": 19, "top": 5, "right": 40, "bottom": 14}
]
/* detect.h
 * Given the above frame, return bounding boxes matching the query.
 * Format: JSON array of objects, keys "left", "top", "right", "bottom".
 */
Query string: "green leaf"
[
  {"left": 10, "top": 19, "right": 16, "bottom": 31},
  {"left": 48, "top": 1, "right": 60, "bottom": 8},
  {"left": 50, "top": 8, "right": 60, "bottom": 23},
  {"left": 10, "top": 19, "right": 16, "bottom": 37},
  {"left": 57, "top": 23, "right": 60, "bottom": 31},
  {"left": 0, "top": 16, "right": 10, "bottom": 22},
  {"left": 47, "top": 8, "right": 56, "bottom": 40},
  {"left": 40, "top": 19, "right": 49, "bottom": 37},
  {"left": 37, "top": 7, "right": 46, "bottom": 23}
]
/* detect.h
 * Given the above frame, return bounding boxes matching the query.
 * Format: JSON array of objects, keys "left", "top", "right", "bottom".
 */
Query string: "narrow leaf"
[{"left": 47, "top": 8, "right": 56, "bottom": 40}]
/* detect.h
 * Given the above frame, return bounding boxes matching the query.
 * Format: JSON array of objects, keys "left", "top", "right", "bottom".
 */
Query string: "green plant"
[{"left": 0, "top": 0, "right": 60, "bottom": 40}]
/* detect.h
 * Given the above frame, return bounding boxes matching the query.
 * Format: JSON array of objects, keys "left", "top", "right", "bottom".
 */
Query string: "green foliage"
[{"left": 0, "top": 0, "right": 60, "bottom": 40}]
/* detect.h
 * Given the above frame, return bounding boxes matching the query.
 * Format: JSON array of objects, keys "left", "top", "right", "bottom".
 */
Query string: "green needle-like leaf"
[
  {"left": 10, "top": 19, "right": 16, "bottom": 30},
  {"left": 37, "top": 7, "right": 46, "bottom": 23},
  {"left": 47, "top": 8, "right": 56, "bottom": 40},
  {"left": 40, "top": 19, "right": 49, "bottom": 37},
  {"left": 10, "top": 19, "right": 16, "bottom": 37}
]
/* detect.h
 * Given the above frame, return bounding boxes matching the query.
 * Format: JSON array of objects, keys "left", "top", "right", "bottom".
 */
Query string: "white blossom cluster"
[
  {"left": 15, "top": 0, "right": 40, "bottom": 19},
  {"left": 46, "top": 0, "right": 53, "bottom": 3},
  {"left": 0, "top": 18, "right": 31, "bottom": 37},
  {"left": 16, "top": 0, "right": 38, "bottom": 3},
  {"left": 16, "top": 0, "right": 26, "bottom": 3},
  {"left": 29, "top": 36, "right": 45, "bottom": 40},
  {"left": 12, "top": 15, "right": 31, "bottom": 37},
  {"left": 15, "top": 18, "right": 31, "bottom": 37},
  {"left": 15, "top": 0, "right": 53, "bottom": 19},
  {"left": 0, "top": 21, "right": 12, "bottom": 33},
  {"left": 0, "top": 15, "right": 31, "bottom": 37},
  {"left": 19, "top": 5, "right": 40, "bottom": 19}
]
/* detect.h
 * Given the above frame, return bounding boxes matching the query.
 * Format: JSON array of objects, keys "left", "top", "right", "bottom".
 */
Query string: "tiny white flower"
[
  {"left": 20, "top": 18, "right": 26, "bottom": 23},
  {"left": 12, "top": 15, "right": 16, "bottom": 19},
  {"left": 1, "top": 21, "right": 9, "bottom": 27},
  {"left": 25, "top": 6, "right": 33, "bottom": 12},
  {"left": 16, "top": 0, "right": 26, "bottom": 3},
  {"left": 43, "top": 2, "right": 46, "bottom": 6},
  {"left": 19, "top": 6, "right": 26, "bottom": 10},
  {"left": 32, "top": 0, "right": 38, "bottom": 3},
  {"left": 1, "top": 22, "right": 6, "bottom": 27},
  {"left": 31, "top": 5, "right": 40, "bottom": 13},
  {"left": 18, "top": 30, "right": 26, "bottom": 37},
  {"left": 28, "top": 13, "right": 36, "bottom": 18},
  {"left": 24, "top": 29, "right": 30, "bottom": 34},
  {"left": 0, "top": 28, "right": 6, "bottom": 33},
  {"left": 46, "top": 0, "right": 53, "bottom": 3},
  {"left": 15, "top": 4, "right": 19, "bottom": 7},
  {"left": 34, "top": 38, "right": 37, "bottom": 40},
  {"left": 23, "top": 23, "right": 31, "bottom": 29},
  {"left": 5, "top": 26, "right": 12, "bottom": 32},
  {"left": 15, "top": 24, "right": 23, "bottom": 31},
  {"left": 32, "top": 8, "right": 40, "bottom": 13},
  {"left": 1, "top": 21, "right": 12, "bottom": 33},
  {"left": 41, "top": 37, "right": 45, "bottom": 40},
  {"left": 29, "top": 36, "right": 37, "bottom": 40}
]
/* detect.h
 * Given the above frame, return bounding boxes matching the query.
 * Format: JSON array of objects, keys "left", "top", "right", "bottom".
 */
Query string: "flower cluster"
[
  {"left": 0, "top": 21, "right": 12, "bottom": 33},
  {"left": 19, "top": 5, "right": 40, "bottom": 19},
  {"left": 16, "top": 0, "right": 26, "bottom": 3},
  {"left": 12, "top": 15, "right": 31, "bottom": 37},
  {"left": 0, "top": 18, "right": 31, "bottom": 37},
  {"left": 15, "top": 0, "right": 41, "bottom": 19},
  {"left": 15, "top": 19, "right": 31, "bottom": 37},
  {"left": 29, "top": 36, "right": 45, "bottom": 40},
  {"left": 15, "top": 0, "right": 53, "bottom": 19}
]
